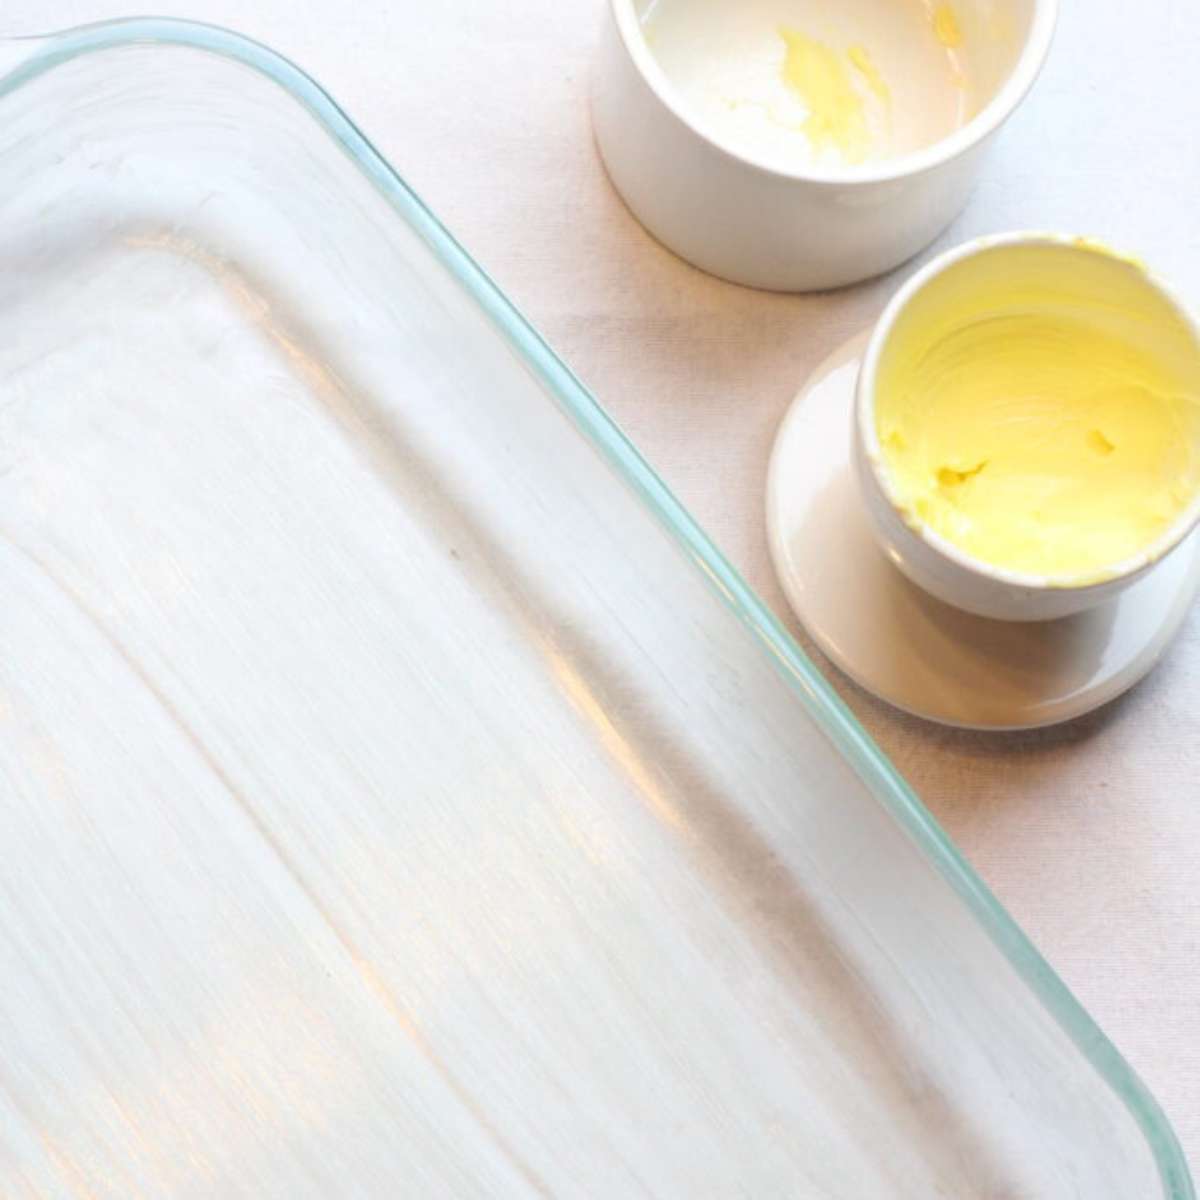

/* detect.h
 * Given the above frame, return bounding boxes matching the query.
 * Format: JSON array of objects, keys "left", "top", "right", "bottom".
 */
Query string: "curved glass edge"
[{"left": 0, "top": 18, "right": 1190, "bottom": 1199}]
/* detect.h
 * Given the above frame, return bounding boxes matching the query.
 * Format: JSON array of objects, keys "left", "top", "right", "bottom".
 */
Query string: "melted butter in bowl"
[
  {"left": 873, "top": 241, "right": 1200, "bottom": 584},
  {"left": 640, "top": 0, "right": 1007, "bottom": 169}
]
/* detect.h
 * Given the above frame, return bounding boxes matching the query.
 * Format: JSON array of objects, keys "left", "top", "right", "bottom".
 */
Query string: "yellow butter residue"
[
  {"left": 848, "top": 45, "right": 891, "bottom": 108},
  {"left": 932, "top": 4, "right": 963, "bottom": 48},
  {"left": 876, "top": 254, "right": 1200, "bottom": 581},
  {"left": 779, "top": 29, "right": 889, "bottom": 163}
]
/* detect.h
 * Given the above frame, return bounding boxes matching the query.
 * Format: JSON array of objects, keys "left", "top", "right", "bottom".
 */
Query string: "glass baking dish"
[{"left": 0, "top": 18, "right": 1190, "bottom": 1199}]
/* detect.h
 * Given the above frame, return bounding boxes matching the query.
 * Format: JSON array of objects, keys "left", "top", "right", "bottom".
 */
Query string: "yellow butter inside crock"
[
  {"left": 874, "top": 242, "right": 1200, "bottom": 582},
  {"left": 778, "top": 29, "right": 883, "bottom": 163},
  {"left": 640, "top": 0, "right": 977, "bottom": 170}
]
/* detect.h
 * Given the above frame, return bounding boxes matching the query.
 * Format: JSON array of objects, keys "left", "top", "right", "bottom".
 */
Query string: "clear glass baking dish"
[{"left": 0, "top": 18, "right": 1190, "bottom": 1199}]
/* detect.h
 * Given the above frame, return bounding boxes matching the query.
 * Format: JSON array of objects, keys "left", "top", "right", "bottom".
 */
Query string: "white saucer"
[{"left": 766, "top": 333, "right": 1200, "bottom": 730}]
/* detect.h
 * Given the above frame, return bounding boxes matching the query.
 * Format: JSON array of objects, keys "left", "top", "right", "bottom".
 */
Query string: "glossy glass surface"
[{"left": 0, "top": 19, "right": 1190, "bottom": 1199}]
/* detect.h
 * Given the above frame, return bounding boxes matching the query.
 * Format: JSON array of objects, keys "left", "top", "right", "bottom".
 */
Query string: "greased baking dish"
[{"left": 0, "top": 19, "right": 1190, "bottom": 1199}]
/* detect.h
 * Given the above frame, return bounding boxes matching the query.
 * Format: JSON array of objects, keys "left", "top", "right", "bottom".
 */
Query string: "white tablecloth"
[{"left": 7, "top": 0, "right": 1199, "bottom": 1181}]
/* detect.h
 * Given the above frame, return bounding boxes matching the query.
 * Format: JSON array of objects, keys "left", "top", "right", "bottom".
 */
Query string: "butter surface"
[
  {"left": 641, "top": 0, "right": 970, "bottom": 170},
  {"left": 779, "top": 30, "right": 887, "bottom": 163},
  {"left": 932, "top": 4, "right": 963, "bottom": 48},
  {"left": 876, "top": 249, "right": 1200, "bottom": 581}
]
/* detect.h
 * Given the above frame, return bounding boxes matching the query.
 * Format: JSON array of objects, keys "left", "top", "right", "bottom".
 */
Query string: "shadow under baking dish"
[{"left": 0, "top": 18, "right": 1191, "bottom": 1200}]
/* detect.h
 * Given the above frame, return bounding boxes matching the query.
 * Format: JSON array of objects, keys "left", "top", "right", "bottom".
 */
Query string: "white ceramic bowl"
[
  {"left": 592, "top": 0, "right": 1056, "bottom": 292},
  {"left": 854, "top": 233, "right": 1200, "bottom": 622}
]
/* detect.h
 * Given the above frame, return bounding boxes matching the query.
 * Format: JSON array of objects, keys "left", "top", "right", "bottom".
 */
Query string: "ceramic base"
[{"left": 766, "top": 333, "right": 1200, "bottom": 730}]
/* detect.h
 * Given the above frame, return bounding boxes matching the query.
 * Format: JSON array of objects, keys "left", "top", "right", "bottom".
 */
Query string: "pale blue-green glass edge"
[{"left": 0, "top": 17, "right": 1190, "bottom": 1198}]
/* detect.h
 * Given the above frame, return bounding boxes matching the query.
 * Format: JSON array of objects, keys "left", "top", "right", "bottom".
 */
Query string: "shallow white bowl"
[
  {"left": 854, "top": 232, "right": 1200, "bottom": 621},
  {"left": 592, "top": 0, "right": 1057, "bottom": 291}
]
